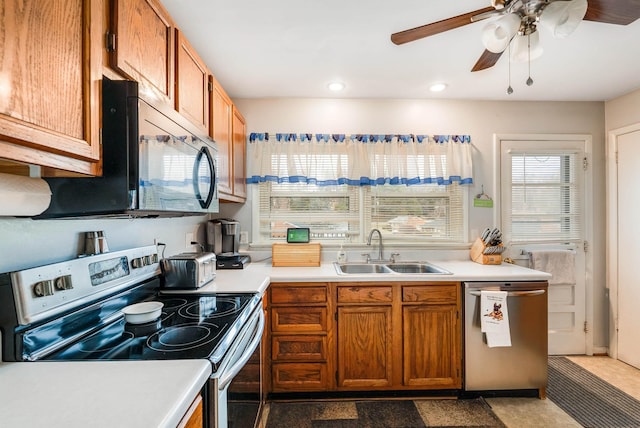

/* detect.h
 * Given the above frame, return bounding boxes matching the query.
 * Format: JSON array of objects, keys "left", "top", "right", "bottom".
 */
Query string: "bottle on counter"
[{"left": 337, "top": 244, "right": 347, "bottom": 263}]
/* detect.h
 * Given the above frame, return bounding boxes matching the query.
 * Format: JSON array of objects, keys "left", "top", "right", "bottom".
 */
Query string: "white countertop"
[
  {"left": 200, "top": 259, "right": 551, "bottom": 294},
  {"left": 0, "top": 360, "right": 211, "bottom": 428}
]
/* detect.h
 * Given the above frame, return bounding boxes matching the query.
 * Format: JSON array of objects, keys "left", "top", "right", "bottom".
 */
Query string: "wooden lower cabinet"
[
  {"left": 403, "top": 305, "right": 460, "bottom": 387},
  {"left": 337, "top": 305, "right": 393, "bottom": 388},
  {"left": 268, "top": 283, "right": 332, "bottom": 392},
  {"left": 402, "top": 284, "right": 461, "bottom": 388},
  {"left": 266, "top": 281, "right": 461, "bottom": 395},
  {"left": 177, "top": 394, "right": 203, "bottom": 428}
]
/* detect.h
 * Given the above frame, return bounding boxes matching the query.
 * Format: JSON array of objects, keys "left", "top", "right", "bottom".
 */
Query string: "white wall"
[
  {"left": 233, "top": 97, "right": 608, "bottom": 349},
  {"left": 605, "top": 87, "right": 640, "bottom": 130},
  {"left": 0, "top": 215, "right": 210, "bottom": 273}
]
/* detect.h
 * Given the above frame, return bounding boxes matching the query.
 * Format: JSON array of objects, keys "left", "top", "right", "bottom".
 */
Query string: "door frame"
[
  {"left": 606, "top": 123, "right": 640, "bottom": 359},
  {"left": 493, "top": 133, "right": 594, "bottom": 355}
]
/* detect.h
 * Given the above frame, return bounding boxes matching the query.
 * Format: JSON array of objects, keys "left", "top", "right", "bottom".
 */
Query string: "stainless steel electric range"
[{"left": 0, "top": 245, "right": 264, "bottom": 428}]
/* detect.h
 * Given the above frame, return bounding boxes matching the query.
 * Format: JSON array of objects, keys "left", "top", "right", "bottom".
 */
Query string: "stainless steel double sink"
[{"left": 334, "top": 261, "right": 452, "bottom": 275}]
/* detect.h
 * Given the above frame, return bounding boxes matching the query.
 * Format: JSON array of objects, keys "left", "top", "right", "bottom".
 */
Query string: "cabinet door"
[
  {"left": 0, "top": 0, "right": 101, "bottom": 174},
  {"left": 175, "top": 29, "right": 209, "bottom": 131},
  {"left": 403, "top": 305, "right": 461, "bottom": 388},
  {"left": 337, "top": 306, "right": 393, "bottom": 388},
  {"left": 210, "top": 75, "right": 232, "bottom": 195},
  {"left": 272, "top": 362, "right": 329, "bottom": 392},
  {"left": 271, "top": 307, "right": 327, "bottom": 333},
  {"left": 271, "top": 285, "right": 328, "bottom": 305},
  {"left": 231, "top": 106, "right": 247, "bottom": 200},
  {"left": 109, "top": 0, "right": 174, "bottom": 102},
  {"left": 272, "top": 335, "right": 327, "bottom": 361}
]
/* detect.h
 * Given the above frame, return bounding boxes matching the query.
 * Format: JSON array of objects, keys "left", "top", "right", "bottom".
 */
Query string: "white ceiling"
[{"left": 161, "top": 0, "right": 640, "bottom": 102}]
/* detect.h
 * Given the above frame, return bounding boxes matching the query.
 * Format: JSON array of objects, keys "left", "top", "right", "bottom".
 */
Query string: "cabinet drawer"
[
  {"left": 271, "top": 307, "right": 327, "bottom": 332},
  {"left": 272, "top": 363, "right": 329, "bottom": 391},
  {"left": 272, "top": 335, "right": 327, "bottom": 361},
  {"left": 402, "top": 284, "right": 458, "bottom": 304},
  {"left": 271, "top": 285, "right": 327, "bottom": 304},
  {"left": 337, "top": 286, "right": 392, "bottom": 303}
]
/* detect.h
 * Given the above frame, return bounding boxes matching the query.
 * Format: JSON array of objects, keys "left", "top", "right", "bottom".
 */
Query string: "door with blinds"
[{"left": 500, "top": 138, "right": 588, "bottom": 355}]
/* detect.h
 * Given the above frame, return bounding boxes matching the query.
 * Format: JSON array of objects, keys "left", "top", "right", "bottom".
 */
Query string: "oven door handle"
[{"left": 218, "top": 308, "right": 265, "bottom": 390}]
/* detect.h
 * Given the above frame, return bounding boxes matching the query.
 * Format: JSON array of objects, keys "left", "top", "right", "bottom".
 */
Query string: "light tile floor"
[{"left": 487, "top": 356, "right": 640, "bottom": 427}]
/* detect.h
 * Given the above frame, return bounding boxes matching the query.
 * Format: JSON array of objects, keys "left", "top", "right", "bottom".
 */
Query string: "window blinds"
[{"left": 504, "top": 149, "right": 584, "bottom": 243}]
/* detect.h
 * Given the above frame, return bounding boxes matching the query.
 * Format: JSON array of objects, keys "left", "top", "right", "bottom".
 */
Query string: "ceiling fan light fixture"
[
  {"left": 481, "top": 13, "right": 521, "bottom": 53},
  {"left": 540, "top": 0, "right": 588, "bottom": 38},
  {"left": 510, "top": 31, "right": 543, "bottom": 62}
]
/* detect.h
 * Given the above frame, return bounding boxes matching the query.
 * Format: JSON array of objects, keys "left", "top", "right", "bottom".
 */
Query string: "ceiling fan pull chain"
[
  {"left": 526, "top": 33, "right": 534, "bottom": 86},
  {"left": 507, "top": 43, "right": 513, "bottom": 95}
]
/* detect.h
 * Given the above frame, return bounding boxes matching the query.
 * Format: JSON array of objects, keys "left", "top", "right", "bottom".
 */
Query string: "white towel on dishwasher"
[
  {"left": 528, "top": 250, "right": 576, "bottom": 285},
  {"left": 480, "top": 290, "right": 511, "bottom": 348}
]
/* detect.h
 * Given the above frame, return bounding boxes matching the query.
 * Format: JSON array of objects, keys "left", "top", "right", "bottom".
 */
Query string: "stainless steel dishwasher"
[{"left": 464, "top": 281, "right": 548, "bottom": 394}]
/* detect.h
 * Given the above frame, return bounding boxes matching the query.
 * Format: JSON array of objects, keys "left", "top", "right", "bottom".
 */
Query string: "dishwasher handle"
[{"left": 469, "top": 289, "right": 546, "bottom": 297}]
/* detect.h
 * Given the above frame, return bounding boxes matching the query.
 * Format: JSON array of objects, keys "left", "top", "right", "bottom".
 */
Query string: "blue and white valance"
[{"left": 247, "top": 133, "right": 473, "bottom": 186}]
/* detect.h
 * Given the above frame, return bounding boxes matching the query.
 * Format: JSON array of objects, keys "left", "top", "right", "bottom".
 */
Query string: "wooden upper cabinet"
[
  {"left": 231, "top": 106, "right": 247, "bottom": 200},
  {"left": 108, "top": 0, "right": 175, "bottom": 102},
  {"left": 210, "top": 75, "right": 233, "bottom": 196},
  {"left": 0, "top": 0, "right": 101, "bottom": 175},
  {"left": 175, "top": 29, "right": 209, "bottom": 132}
]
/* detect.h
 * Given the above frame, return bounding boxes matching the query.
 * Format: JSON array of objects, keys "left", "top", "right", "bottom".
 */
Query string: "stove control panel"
[
  {"left": 131, "top": 253, "right": 159, "bottom": 269},
  {"left": 11, "top": 245, "right": 160, "bottom": 326}
]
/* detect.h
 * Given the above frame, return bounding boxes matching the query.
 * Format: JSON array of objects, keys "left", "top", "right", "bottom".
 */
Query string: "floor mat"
[
  {"left": 265, "top": 398, "right": 505, "bottom": 428},
  {"left": 548, "top": 356, "right": 640, "bottom": 428}
]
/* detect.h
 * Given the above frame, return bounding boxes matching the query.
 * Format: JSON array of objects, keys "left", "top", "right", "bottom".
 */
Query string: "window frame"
[{"left": 250, "top": 181, "right": 468, "bottom": 246}]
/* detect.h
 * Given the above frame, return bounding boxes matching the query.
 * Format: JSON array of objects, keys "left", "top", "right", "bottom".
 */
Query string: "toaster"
[{"left": 161, "top": 252, "right": 216, "bottom": 289}]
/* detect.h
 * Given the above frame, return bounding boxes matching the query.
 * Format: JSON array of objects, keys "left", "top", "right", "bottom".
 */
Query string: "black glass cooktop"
[{"left": 47, "top": 293, "right": 257, "bottom": 367}]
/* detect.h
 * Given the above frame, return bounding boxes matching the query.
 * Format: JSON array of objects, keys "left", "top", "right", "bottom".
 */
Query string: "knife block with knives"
[{"left": 470, "top": 227, "right": 505, "bottom": 265}]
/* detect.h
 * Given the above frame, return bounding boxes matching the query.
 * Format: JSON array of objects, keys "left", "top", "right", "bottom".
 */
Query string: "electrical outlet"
[
  {"left": 185, "top": 232, "right": 194, "bottom": 248},
  {"left": 239, "top": 231, "right": 249, "bottom": 244}
]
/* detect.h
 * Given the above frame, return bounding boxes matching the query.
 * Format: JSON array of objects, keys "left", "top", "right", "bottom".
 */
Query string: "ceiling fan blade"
[
  {"left": 391, "top": 6, "right": 495, "bottom": 45},
  {"left": 471, "top": 50, "right": 504, "bottom": 72},
  {"left": 583, "top": 0, "right": 640, "bottom": 25}
]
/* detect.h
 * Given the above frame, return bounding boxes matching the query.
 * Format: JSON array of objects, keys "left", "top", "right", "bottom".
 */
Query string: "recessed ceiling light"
[
  {"left": 429, "top": 83, "right": 447, "bottom": 92},
  {"left": 328, "top": 82, "right": 346, "bottom": 91}
]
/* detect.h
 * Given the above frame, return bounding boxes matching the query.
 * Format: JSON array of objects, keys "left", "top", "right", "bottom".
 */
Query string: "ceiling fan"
[{"left": 391, "top": 0, "right": 640, "bottom": 72}]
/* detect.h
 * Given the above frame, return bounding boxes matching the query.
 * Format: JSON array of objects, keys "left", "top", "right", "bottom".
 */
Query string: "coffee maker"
[{"left": 206, "top": 219, "right": 250, "bottom": 269}]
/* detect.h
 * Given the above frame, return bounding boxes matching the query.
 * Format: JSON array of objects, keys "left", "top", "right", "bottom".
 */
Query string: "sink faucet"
[{"left": 367, "top": 228, "right": 384, "bottom": 261}]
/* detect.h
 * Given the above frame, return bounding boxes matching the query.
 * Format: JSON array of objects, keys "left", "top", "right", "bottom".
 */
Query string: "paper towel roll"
[{"left": 0, "top": 172, "right": 52, "bottom": 216}]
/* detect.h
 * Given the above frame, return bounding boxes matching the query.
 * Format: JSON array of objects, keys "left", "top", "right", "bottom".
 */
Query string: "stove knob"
[
  {"left": 54, "top": 275, "right": 73, "bottom": 290},
  {"left": 132, "top": 257, "right": 143, "bottom": 269},
  {"left": 33, "top": 280, "right": 54, "bottom": 297},
  {"left": 150, "top": 253, "right": 159, "bottom": 263},
  {"left": 143, "top": 255, "right": 152, "bottom": 265}
]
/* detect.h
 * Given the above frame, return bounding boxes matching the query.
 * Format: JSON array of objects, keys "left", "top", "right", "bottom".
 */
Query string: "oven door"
[
  {"left": 210, "top": 302, "right": 264, "bottom": 428},
  {"left": 226, "top": 330, "right": 262, "bottom": 428}
]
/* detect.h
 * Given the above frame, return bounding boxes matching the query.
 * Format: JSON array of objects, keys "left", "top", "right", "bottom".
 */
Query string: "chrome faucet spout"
[{"left": 367, "top": 228, "right": 384, "bottom": 261}]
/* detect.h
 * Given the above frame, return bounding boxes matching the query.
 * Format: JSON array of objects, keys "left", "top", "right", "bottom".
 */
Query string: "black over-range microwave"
[{"left": 37, "top": 78, "right": 218, "bottom": 218}]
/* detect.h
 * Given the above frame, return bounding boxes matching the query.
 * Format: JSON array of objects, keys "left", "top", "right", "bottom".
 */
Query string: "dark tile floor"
[{"left": 265, "top": 398, "right": 506, "bottom": 428}]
